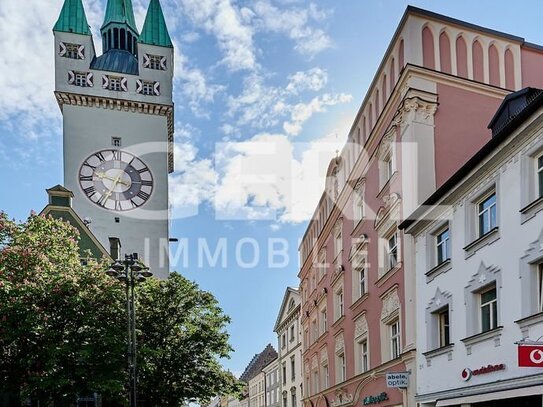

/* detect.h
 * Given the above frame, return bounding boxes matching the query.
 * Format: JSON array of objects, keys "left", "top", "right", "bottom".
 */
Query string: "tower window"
[
  {"left": 142, "top": 81, "right": 155, "bottom": 95},
  {"left": 144, "top": 54, "right": 167, "bottom": 70},
  {"left": 75, "top": 72, "right": 88, "bottom": 87},
  {"left": 112, "top": 137, "right": 122, "bottom": 147},
  {"left": 108, "top": 76, "right": 123, "bottom": 91},
  {"left": 60, "top": 42, "right": 84, "bottom": 59}
]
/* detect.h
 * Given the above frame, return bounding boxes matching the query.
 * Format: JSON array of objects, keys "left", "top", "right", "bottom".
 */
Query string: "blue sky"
[{"left": 2, "top": 0, "right": 543, "bottom": 377}]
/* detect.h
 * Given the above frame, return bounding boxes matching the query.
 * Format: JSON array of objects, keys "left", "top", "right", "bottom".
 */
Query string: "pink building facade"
[{"left": 298, "top": 7, "right": 543, "bottom": 407}]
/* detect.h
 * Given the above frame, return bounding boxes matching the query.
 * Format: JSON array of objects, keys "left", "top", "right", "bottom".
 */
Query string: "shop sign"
[
  {"left": 386, "top": 372, "right": 409, "bottom": 388},
  {"left": 518, "top": 345, "right": 543, "bottom": 367},
  {"left": 362, "top": 392, "right": 388, "bottom": 405},
  {"left": 461, "top": 364, "right": 505, "bottom": 381}
]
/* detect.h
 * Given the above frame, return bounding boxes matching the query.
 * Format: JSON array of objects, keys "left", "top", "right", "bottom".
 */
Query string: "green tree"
[
  {"left": 0, "top": 212, "right": 127, "bottom": 405},
  {"left": 136, "top": 273, "right": 242, "bottom": 406}
]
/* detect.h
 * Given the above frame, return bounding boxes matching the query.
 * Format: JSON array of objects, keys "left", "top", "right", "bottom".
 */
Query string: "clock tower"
[{"left": 53, "top": 0, "right": 174, "bottom": 278}]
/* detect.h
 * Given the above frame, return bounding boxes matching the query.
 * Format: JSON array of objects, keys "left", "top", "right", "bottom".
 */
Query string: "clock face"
[{"left": 78, "top": 149, "right": 153, "bottom": 211}]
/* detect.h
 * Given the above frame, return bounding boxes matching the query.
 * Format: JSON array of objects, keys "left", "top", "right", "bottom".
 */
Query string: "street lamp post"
[{"left": 107, "top": 253, "right": 153, "bottom": 407}]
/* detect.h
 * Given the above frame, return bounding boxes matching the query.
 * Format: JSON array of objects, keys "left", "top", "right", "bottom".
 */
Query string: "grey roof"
[
  {"left": 90, "top": 49, "right": 138, "bottom": 75},
  {"left": 239, "top": 344, "right": 278, "bottom": 382}
]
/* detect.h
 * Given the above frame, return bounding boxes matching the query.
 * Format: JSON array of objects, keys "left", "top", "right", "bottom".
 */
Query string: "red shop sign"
[{"left": 518, "top": 345, "right": 543, "bottom": 367}]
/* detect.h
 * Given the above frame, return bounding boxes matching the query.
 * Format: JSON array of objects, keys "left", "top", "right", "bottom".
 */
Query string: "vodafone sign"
[{"left": 518, "top": 345, "right": 543, "bottom": 367}]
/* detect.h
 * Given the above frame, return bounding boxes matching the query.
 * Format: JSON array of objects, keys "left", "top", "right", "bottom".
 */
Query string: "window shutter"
[
  {"left": 86, "top": 72, "right": 93, "bottom": 87},
  {"left": 77, "top": 45, "right": 85, "bottom": 59},
  {"left": 121, "top": 77, "right": 128, "bottom": 92},
  {"left": 143, "top": 54, "right": 150, "bottom": 68},
  {"left": 68, "top": 70, "right": 75, "bottom": 84},
  {"left": 160, "top": 56, "right": 167, "bottom": 70},
  {"left": 102, "top": 75, "right": 109, "bottom": 89},
  {"left": 59, "top": 42, "right": 67, "bottom": 57},
  {"left": 153, "top": 81, "right": 160, "bottom": 96},
  {"left": 136, "top": 79, "right": 143, "bottom": 94}
]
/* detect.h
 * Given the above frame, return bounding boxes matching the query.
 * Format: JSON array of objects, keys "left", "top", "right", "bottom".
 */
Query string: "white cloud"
[
  {"left": 178, "top": 0, "right": 257, "bottom": 71},
  {"left": 213, "top": 129, "right": 347, "bottom": 223},
  {"left": 286, "top": 68, "right": 328, "bottom": 94},
  {"left": 283, "top": 93, "right": 353, "bottom": 136},
  {"left": 252, "top": 0, "right": 332, "bottom": 57}
]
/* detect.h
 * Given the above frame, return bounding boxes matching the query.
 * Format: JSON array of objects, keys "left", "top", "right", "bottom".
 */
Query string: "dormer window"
[
  {"left": 60, "top": 42, "right": 84, "bottom": 60},
  {"left": 143, "top": 54, "right": 167, "bottom": 71}
]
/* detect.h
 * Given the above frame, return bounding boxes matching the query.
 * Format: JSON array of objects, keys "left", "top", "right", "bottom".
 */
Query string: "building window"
[
  {"left": 436, "top": 228, "right": 450, "bottom": 264},
  {"left": 437, "top": 307, "right": 450, "bottom": 347},
  {"left": 335, "top": 287, "right": 344, "bottom": 320},
  {"left": 385, "top": 154, "right": 393, "bottom": 181},
  {"left": 353, "top": 185, "right": 365, "bottom": 222},
  {"left": 75, "top": 72, "right": 88, "bottom": 87},
  {"left": 538, "top": 155, "right": 543, "bottom": 198},
  {"left": 320, "top": 307, "right": 327, "bottom": 334},
  {"left": 336, "top": 352, "right": 346, "bottom": 382},
  {"left": 311, "top": 319, "right": 317, "bottom": 343},
  {"left": 281, "top": 333, "right": 286, "bottom": 349},
  {"left": 390, "top": 319, "right": 401, "bottom": 359},
  {"left": 144, "top": 54, "right": 167, "bottom": 70},
  {"left": 321, "top": 363, "right": 329, "bottom": 389},
  {"left": 111, "top": 137, "right": 122, "bottom": 147},
  {"left": 480, "top": 285, "right": 498, "bottom": 332},
  {"left": 317, "top": 249, "right": 326, "bottom": 280},
  {"left": 107, "top": 75, "right": 125, "bottom": 91},
  {"left": 356, "top": 338, "right": 369, "bottom": 373},
  {"left": 387, "top": 233, "right": 398, "bottom": 270},
  {"left": 282, "top": 363, "right": 286, "bottom": 385},
  {"left": 291, "top": 391, "right": 296, "bottom": 407},
  {"left": 290, "top": 325, "right": 295, "bottom": 342},
  {"left": 282, "top": 393, "right": 287, "bottom": 407},
  {"left": 290, "top": 356, "right": 295, "bottom": 380},
  {"left": 356, "top": 263, "right": 367, "bottom": 298},
  {"left": 334, "top": 225, "right": 342, "bottom": 259},
  {"left": 478, "top": 193, "right": 497, "bottom": 237},
  {"left": 61, "top": 42, "right": 84, "bottom": 59},
  {"left": 312, "top": 370, "right": 319, "bottom": 395},
  {"left": 142, "top": 81, "right": 154, "bottom": 95},
  {"left": 538, "top": 264, "right": 543, "bottom": 312}
]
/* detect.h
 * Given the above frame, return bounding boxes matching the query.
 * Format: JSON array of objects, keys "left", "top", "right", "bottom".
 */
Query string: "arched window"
[
  {"left": 456, "top": 36, "right": 468, "bottom": 78},
  {"left": 505, "top": 48, "right": 515, "bottom": 90},
  {"left": 389, "top": 58, "right": 395, "bottom": 90},
  {"left": 472, "top": 40, "right": 484, "bottom": 82},
  {"left": 398, "top": 39, "right": 405, "bottom": 70},
  {"left": 375, "top": 90, "right": 380, "bottom": 119},
  {"left": 488, "top": 44, "right": 500, "bottom": 86},
  {"left": 120, "top": 29, "right": 126, "bottom": 50},
  {"left": 382, "top": 75, "right": 388, "bottom": 103},
  {"left": 113, "top": 28, "right": 119, "bottom": 49},
  {"left": 439, "top": 31, "right": 452, "bottom": 74},
  {"left": 422, "top": 26, "right": 435, "bottom": 69}
]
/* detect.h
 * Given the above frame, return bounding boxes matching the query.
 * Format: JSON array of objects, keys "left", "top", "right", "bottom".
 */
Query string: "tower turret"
[
  {"left": 53, "top": 0, "right": 91, "bottom": 35},
  {"left": 139, "top": 0, "right": 173, "bottom": 48},
  {"left": 101, "top": 0, "right": 139, "bottom": 56}
]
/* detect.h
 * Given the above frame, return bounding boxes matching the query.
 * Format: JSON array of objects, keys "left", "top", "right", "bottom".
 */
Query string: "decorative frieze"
[{"left": 381, "top": 289, "right": 400, "bottom": 322}]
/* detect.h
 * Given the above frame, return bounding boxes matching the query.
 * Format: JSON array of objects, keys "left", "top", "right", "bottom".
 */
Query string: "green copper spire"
[
  {"left": 139, "top": 0, "right": 173, "bottom": 48},
  {"left": 101, "top": 0, "right": 138, "bottom": 34},
  {"left": 53, "top": 0, "right": 91, "bottom": 35}
]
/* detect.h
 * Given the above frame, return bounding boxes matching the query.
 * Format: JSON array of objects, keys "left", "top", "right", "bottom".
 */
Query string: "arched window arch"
[
  {"left": 439, "top": 31, "right": 452, "bottom": 74},
  {"left": 389, "top": 58, "right": 395, "bottom": 90},
  {"left": 422, "top": 26, "right": 435, "bottom": 69},
  {"left": 382, "top": 75, "right": 388, "bottom": 104},
  {"left": 456, "top": 35, "right": 468, "bottom": 78},
  {"left": 375, "top": 90, "right": 380, "bottom": 119},
  {"left": 505, "top": 48, "right": 515, "bottom": 90},
  {"left": 398, "top": 39, "right": 405, "bottom": 70},
  {"left": 368, "top": 103, "right": 373, "bottom": 132},
  {"left": 472, "top": 40, "right": 484, "bottom": 82},
  {"left": 488, "top": 44, "right": 500, "bottom": 86}
]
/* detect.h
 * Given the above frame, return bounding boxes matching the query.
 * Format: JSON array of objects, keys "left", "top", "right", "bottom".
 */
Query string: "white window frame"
[
  {"left": 75, "top": 72, "right": 87, "bottom": 87},
  {"left": 390, "top": 319, "right": 401, "bottom": 359},
  {"left": 321, "top": 362, "right": 329, "bottom": 389},
  {"left": 479, "top": 285, "right": 498, "bottom": 333},
  {"left": 477, "top": 192, "right": 497, "bottom": 237},
  {"left": 386, "top": 232, "right": 398, "bottom": 270},
  {"left": 142, "top": 80, "right": 154, "bottom": 96},
  {"left": 538, "top": 154, "right": 543, "bottom": 199},
  {"left": 336, "top": 352, "right": 346, "bottom": 383},
  {"left": 290, "top": 325, "right": 295, "bottom": 342},
  {"left": 436, "top": 227, "right": 451, "bottom": 265},
  {"left": 356, "top": 263, "right": 367, "bottom": 299},
  {"left": 335, "top": 287, "right": 344, "bottom": 321},
  {"left": 334, "top": 225, "right": 342, "bottom": 260},
  {"left": 290, "top": 356, "right": 295, "bottom": 380},
  {"left": 437, "top": 306, "right": 450, "bottom": 347},
  {"left": 539, "top": 264, "right": 543, "bottom": 313},
  {"left": 353, "top": 184, "right": 365, "bottom": 223},
  {"left": 320, "top": 307, "right": 327, "bottom": 334}
]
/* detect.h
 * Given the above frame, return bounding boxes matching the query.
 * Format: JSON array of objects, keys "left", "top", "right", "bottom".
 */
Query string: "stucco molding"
[
  {"left": 381, "top": 288, "right": 400, "bottom": 322},
  {"left": 334, "top": 332, "right": 345, "bottom": 354},
  {"left": 330, "top": 388, "right": 353, "bottom": 407},
  {"left": 393, "top": 90, "right": 439, "bottom": 129},
  {"left": 354, "top": 313, "right": 368, "bottom": 338}
]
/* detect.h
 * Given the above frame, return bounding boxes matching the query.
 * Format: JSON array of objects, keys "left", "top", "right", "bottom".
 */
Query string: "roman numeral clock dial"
[{"left": 78, "top": 149, "right": 154, "bottom": 211}]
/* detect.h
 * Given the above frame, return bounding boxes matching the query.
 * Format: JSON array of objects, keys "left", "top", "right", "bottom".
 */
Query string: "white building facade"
[
  {"left": 274, "top": 288, "right": 303, "bottom": 407},
  {"left": 249, "top": 372, "right": 266, "bottom": 407},
  {"left": 402, "top": 88, "right": 543, "bottom": 406},
  {"left": 263, "top": 358, "right": 280, "bottom": 407}
]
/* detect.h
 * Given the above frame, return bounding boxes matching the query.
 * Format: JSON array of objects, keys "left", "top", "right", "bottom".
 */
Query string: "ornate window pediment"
[{"left": 381, "top": 288, "right": 400, "bottom": 322}]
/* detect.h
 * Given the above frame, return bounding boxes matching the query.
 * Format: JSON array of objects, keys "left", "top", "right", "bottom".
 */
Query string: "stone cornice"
[
  {"left": 276, "top": 305, "right": 300, "bottom": 333},
  {"left": 54, "top": 91, "right": 175, "bottom": 174}
]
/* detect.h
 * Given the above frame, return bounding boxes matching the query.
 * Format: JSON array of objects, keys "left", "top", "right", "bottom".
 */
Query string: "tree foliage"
[
  {"left": 0, "top": 212, "right": 127, "bottom": 404},
  {"left": 0, "top": 213, "right": 241, "bottom": 406}
]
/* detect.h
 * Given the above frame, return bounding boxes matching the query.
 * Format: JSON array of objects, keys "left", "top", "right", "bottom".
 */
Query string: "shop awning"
[{"left": 436, "top": 384, "right": 543, "bottom": 406}]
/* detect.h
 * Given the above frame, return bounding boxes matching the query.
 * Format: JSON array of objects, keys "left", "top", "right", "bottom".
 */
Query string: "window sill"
[
  {"left": 520, "top": 196, "right": 543, "bottom": 224},
  {"left": 515, "top": 311, "right": 543, "bottom": 329},
  {"left": 376, "top": 261, "right": 402, "bottom": 288},
  {"left": 461, "top": 326, "right": 503, "bottom": 354},
  {"left": 422, "top": 343, "right": 454, "bottom": 360},
  {"left": 463, "top": 227, "right": 500, "bottom": 259},
  {"left": 350, "top": 293, "right": 369, "bottom": 310},
  {"left": 425, "top": 259, "right": 452, "bottom": 283},
  {"left": 332, "top": 315, "right": 345, "bottom": 329}
]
